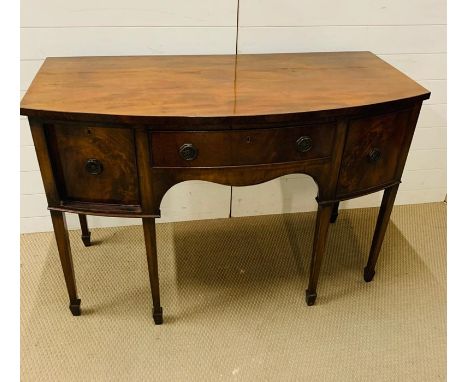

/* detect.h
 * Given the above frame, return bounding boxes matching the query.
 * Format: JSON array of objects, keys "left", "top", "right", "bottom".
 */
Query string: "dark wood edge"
[
  {"left": 148, "top": 121, "right": 336, "bottom": 133},
  {"left": 151, "top": 162, "right": 330, "bottom": 186},
  {"left": 394, "top": 102, "right": 423, "bottom": 177},
  {"left": 151, "top": 156, "right": 332, "bottom": 170},
  {"left": 20, "top": 96, "right": 429, "bottom": 127},
  {"left": 318, "top": 180, "right": 402, "bottom": 205},
  {"left": 48, "top": 202, "right": 158, "bottom": 218},
  {"left": 29, "top": 120, "right": 61, "bottom": 204}
]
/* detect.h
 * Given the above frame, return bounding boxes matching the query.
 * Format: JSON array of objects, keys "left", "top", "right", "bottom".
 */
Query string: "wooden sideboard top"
[{"left": 20, "top": 51, "right": 429, "bottom": 122}]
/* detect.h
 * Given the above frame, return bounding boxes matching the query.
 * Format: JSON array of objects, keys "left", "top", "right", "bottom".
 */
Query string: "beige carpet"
[{"left": 20, "top": 203, "right": 446, "bottom": 381}]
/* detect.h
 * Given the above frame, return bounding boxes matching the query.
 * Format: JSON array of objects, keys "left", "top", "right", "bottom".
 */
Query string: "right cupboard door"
[{"left": 336, "top": 108, "right": 413, "bottom": 197}]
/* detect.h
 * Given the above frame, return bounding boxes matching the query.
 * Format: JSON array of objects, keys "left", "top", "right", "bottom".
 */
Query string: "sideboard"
[{"left": 20, "top": 52, "right": 430, "bottom": 324}]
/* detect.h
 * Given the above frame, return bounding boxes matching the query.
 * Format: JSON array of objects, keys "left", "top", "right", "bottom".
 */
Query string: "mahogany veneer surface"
[{"left": 20, "top": 52, "right": 429, "bottom": 121}]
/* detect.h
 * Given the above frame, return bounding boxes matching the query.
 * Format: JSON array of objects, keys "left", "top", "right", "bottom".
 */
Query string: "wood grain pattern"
[
  {"left": 46, "top": 124, "right": 140, "bottom": 205},
  {"left": 150, "top": 123, "right": 335, "bottom": 168},
  {"left": 336, "top": 108, "right": 412, "bottom": 196},
  {"left": 20, "top": 52, "right": 429, "bottom": 122},
  {"left": 135, "top": 128, "right": 159, "bottom": 216}
]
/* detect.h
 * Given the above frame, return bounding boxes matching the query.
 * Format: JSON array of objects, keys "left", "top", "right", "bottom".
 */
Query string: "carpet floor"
[{"left": 20, "top": 203, "right": 446, "bottom": 381}]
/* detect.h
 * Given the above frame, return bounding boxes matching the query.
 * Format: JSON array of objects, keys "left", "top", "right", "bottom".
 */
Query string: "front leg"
[
  {"left": 142, "top": 218, "right": 163, "bottom": 325},
  {"left": 364, "top": 184, "right": 400, "bottom": 282},
  {"left": 50, "top": 210, "right": 81, "bottom": 316},
  {"left": 305, "top": 203, "right": 333, "bottom": 305}
]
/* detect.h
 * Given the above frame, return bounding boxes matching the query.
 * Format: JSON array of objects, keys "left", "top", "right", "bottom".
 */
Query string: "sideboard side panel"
[
  {"left": 394, "top": 101, "right": 423, "bottom": 179},
  {"left": 28, "top": 118, "right": 61, "bottom": 207}
]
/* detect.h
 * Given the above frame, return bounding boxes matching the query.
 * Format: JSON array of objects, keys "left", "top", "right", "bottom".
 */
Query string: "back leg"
[
  {"left": 330, "top": 201, "right": 339, "bottom": 223},
  {"left": 78, "top": 214, "right": 92, "bottom": 247}
]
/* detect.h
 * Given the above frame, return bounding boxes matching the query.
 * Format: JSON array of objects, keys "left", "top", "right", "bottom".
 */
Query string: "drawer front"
[
  {"left": 151, "top": 123, "right": 335, "bottom": 168},
  {"left": 47, "top": 124, "right": 140, "bottom": 204},
  {"left": 336, "top": 109, "right": 412, "bottom": 196}
]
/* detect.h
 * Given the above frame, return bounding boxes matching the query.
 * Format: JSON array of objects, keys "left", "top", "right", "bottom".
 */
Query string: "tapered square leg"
[
  {"left": 142, "top": 218, "right": 163, "bottom": 325},
  {"left": 69, "top": 298, "right": 82, "bottom": 316},
  {"left": 364, "top": 184, "right": 399, "bottom": 282},
  {"left": 306, "top": 203, "right": 333, "bottom": 306},
  {"left": 50, "top": 210, "right": 81, "bottom": 316},
  {"left": 78, "top": 214, "right": 91, "bottom": 247},
  {"left": 330, "top": 201, "right": 339, "bottom": 223},
  {"left": 153, "top": 307, "right": 163, "bottom": 325},
  {"left": 363, "top": 267, "right": 376, "bottom": 282},
  {"left": 305, "top": 290, "right": 317, "bottom": 306}
]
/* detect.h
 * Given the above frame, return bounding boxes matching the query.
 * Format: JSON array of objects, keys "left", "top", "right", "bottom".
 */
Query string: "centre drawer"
[{"left": 150, "top": 123, "right": 335, "bottom": 168}]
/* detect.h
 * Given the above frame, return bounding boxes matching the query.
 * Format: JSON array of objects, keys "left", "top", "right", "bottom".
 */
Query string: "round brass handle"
[
  {"left": 85, "top": 159, "right": 103, "bottom": 175},
  {"left": 179, "top": 143, "right": 198, "bottom": 161},
  {"left": 296, "top": 136, "right": 313, "bottom": 153},
  {"left": 367, "top": 148, "right": 382, "bottom": 163}
]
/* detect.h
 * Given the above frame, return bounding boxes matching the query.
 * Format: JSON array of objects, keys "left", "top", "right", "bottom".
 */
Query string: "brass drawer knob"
[
  {"left": 179, "top": 143, "right": 198, "bottom": 161},
  {"left": 367, "top": 148, "right": 382, "bottom": 163},
  {"left": 85, "top": 158, "right": 103, "bottom": 175},
  {"left": 296, "top": 136, "right": 313, "bottom": 153}
]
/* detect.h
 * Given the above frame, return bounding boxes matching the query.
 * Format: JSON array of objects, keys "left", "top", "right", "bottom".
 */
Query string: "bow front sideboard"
[{"left": 20, "top": 52, "right": 430, "bottom": 325}]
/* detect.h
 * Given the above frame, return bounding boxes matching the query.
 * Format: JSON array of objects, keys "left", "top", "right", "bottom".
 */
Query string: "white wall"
[{"left": 20, "top": 0, "right": 447, "bottom": 233}]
